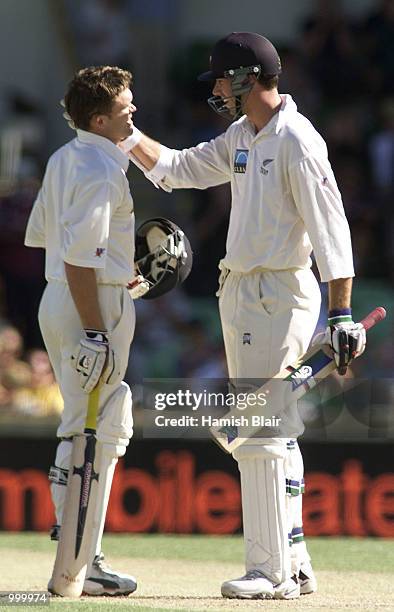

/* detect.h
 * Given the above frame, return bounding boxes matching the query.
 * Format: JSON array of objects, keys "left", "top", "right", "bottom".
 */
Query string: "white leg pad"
[
  {"left": 233, "top": 440, "right": 291, "bottom": 585},
  {"left": 285, "top": 440, "right": 311, "bottom": 575},
  {"left": 50, "top": 440, "right": 73, "bottom": 526},
  {"left": 89, "top": 442, "right": 127, "bottom": 564},
  {"left": 50, "top": 382, "right": 133, "bottom": 571},
  {"left": 89, "top": 383, "right": 133, "bottom": 564}
]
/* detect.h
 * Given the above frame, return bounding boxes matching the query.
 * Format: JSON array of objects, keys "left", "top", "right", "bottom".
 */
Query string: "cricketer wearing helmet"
[{"left": 121, "top": 32, "right": 366, "bottom": 600}]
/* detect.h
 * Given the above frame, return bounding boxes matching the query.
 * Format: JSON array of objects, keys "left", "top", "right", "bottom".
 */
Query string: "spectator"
[
  {"left": 0, "top": 359, "right": 32, "bottom": 411},
  {"left": 12, "top": 349, "right": 63, "bottom": 417},
  {"left": 0, "top": 325, "right": 24, "bottom": 370}
]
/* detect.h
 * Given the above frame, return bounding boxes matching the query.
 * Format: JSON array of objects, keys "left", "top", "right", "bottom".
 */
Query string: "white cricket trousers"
[
  {"left": 218, "top": 266, "right": 321, "bottom": 583},
  {"left": 218, "top": 266, "right": 321, "bottom": 382},
  {"left": 38, "top": 280, "right": 135, "bottom": 439}
]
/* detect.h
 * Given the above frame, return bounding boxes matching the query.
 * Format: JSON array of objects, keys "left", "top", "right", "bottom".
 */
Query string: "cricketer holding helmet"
[{"left": 121, "top": 32, "right": 366, "bottom": 600}]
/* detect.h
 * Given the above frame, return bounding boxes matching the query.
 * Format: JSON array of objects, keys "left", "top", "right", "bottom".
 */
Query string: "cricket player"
[
  {"left": 120, "top": 33, "right": 366, "bottom": 599},
  {"left": 24, "top": 66, "right": 138, "bottom": 596}
]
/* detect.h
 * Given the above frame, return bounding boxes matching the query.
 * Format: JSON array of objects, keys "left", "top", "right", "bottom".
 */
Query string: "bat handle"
[
  {"left": 360, "top": 306, "right": 387, "bottom": 331},
  {"left": 337, "top": 330, "right": 349, "bottom": 375}
]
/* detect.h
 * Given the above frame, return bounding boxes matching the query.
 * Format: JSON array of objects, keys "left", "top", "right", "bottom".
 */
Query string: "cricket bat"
[
  {"left": 50, "top": 385, "right": 101, "bottom": 597},
  {"left": 211, "top": 307, "right": 386, "bottom": 454}
]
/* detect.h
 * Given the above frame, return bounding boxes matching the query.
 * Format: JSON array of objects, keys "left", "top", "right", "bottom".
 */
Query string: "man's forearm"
[
  {"left": 64, "top": 263, "right": 105, "bottom": 330},
  {"left": 328, "top": 277, "right": 353, "bottom": 311}
]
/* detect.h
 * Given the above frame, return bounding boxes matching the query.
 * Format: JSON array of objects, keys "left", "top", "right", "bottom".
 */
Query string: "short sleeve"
[
  {"left": 24, "top": 188, "right": 46, "bottom": 248},
  {"left": 61, "top": 180, "right": 120, "bottom": 268}
]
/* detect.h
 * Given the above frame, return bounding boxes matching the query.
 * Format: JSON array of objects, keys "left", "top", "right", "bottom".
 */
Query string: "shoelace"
[{"left": 93, "top": 553, "right": 112, "bottom": 572}]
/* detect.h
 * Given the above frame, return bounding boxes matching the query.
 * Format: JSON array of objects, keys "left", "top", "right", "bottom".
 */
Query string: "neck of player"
[{"left": 245, "top": 88, "right": 282, "bottom": 134}]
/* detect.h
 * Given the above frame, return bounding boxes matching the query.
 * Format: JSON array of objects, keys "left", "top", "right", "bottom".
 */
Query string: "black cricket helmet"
[
  {"left": 198, "top": 32, "right": 281, "bottom": 121},
  {"left": 135, "top": 217, "right": 192, "bottom": 299}
]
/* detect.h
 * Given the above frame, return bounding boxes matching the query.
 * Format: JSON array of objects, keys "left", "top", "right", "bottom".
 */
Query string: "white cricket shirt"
[
  {"left": 142, "top": 95, "right": 354, "bottom": 282},
  {"left": 25, "top": 129, "right": 135, "bottom": 285}
]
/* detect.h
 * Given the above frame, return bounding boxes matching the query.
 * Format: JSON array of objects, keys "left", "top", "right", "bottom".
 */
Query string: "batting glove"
[
  {"left": 60, "top": 99, "right": 76, "bottom": 130},
  {"left": 71, "top": 330, "right": 120, "bottom": 393},
  {"left": 312, "top": 312, "right": 366, "bottom": 376},
  {"left": 127, "top": 275, "right": 150, "bottom": 299}
]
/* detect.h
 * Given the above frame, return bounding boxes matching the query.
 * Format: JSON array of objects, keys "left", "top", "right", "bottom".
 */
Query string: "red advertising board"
[{"left": 0, "top": 439, "right": 393, "bottom": 536}]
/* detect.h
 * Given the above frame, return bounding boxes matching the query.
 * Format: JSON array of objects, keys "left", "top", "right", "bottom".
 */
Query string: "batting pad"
[
  {"left": 284, "top": 440, "right": 311, "bottom": 574},
  {"left": 233, "top": 442, "right": 291, "bottom": 585},
  {"left": 88, "top": 443, "right": 120, "bottom": 563},
  {"left": 50, "top": 439, "right": 73, "bottom": 525}
]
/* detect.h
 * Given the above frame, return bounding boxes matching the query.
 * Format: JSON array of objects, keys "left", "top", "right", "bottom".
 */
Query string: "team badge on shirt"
[
  {"left": 260, "top": 158, "right": 274, "bottom": 175},
  {"left": 95, "top": 247, "right": 106, "bottom": 257},
  {"left": 234, "top": 149, "right": 249, "bottom": 173}
]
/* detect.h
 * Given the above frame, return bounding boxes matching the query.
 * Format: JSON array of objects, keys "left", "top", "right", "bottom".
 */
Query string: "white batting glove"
[
  {"left": 313, "top": 320, "right": 366, "bottom": 375},
  {"left": 71, "top": 330, "right": 120, "bottom": 393},
  {"left": 127, "top": 275, "right": 150, "bottom": 299}
]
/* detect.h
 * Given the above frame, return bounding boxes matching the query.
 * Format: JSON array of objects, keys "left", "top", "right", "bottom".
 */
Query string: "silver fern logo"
[
  {"left": 242, "top": 332, "right": 251, "bottom": 345},
  {"left": 260, "top": 158, "right": 274, "bottom": 175}
]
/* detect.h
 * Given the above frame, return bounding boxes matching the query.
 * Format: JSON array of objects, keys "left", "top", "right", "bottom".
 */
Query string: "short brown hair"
[
  {"left": 64, "top": 66, "right": 133, "bottom": 131},
  {"left": 257, "top": 74, "right": 279, "bottom": 90}
]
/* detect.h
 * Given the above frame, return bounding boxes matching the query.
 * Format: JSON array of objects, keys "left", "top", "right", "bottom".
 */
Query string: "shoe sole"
[
  {"left": 82, "top": 589, "right": 136, "bottom": 597},
  {"left": 221, "top": 587, "right": 274, "bottom": 600},
  {"left": 274, "top": 590, "right": 300, "bottom": 600}
]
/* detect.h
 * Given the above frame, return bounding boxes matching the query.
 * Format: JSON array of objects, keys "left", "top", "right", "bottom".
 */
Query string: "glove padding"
[
  {"left": 312, "top": 321, "right": 366, "bottom": 375},
  {"left": 60, "top": 99, "right": 76, "bottom": 130},
  {"left": 127, "top": 275, "right": 150, "bottom": 299},
  {"left": 71, "top": 330, "right": 120, "bottom": 393}
]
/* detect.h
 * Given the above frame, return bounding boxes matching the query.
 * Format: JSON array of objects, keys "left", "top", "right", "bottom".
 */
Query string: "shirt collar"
[
  {"left": 275, "top": 94, "right": 297, "bottom": 134},
  {"left": 76, "top": 129, "right": 130, "bottom": 172}
]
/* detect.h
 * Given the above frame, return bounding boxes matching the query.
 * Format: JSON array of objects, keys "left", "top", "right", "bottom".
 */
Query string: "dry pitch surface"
[{"left": 0, "top": 534, "right": 393, "bottom": 611}]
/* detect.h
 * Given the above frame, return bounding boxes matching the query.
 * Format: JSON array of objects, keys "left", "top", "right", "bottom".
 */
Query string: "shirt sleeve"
[
  {"left": 24, "top": 188, "right": 46, "bottom": 248},
  {"left": 289, "top": 155, "right": 355, "bottom": 282},
  {"left": 61, "top": 179, "right": 120, "bottom": 268},
  {"left": 145, "top": 132, "right": 232, "bottom": 190}
]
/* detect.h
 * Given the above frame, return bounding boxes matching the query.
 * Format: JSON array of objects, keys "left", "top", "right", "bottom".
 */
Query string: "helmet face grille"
[{"left": 135, "top": 218, "right": 192, "bottom": 299}]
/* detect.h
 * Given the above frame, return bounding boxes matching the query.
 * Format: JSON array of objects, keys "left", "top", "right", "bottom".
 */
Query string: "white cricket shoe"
[
  {"left": 273, "top": 576, "right": 300, "bottom": 599},
  {"left": 82, "top": 553, "right": 137, "bottom": 596},
  {"left": 221, "top": 570, "right": 300, "bottom": 600},
  {"left": 299, "top": 561, "right": 317, "bottom": 595}
]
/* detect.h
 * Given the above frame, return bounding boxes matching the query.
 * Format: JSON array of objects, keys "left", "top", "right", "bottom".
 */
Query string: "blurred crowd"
[
  {"left": 0, "top": 0, "right": 393, "bottom": 422},
  {"left": 0, "top": 325, "right": 63, "bottom": 419}
]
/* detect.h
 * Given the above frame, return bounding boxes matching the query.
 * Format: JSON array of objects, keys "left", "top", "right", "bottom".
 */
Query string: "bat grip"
[
  {"left": 360, "top": 306, "right": 387, "bottom": 331},
  {"left": 337, "top": 330, "right": 349, "bottom": 375}
]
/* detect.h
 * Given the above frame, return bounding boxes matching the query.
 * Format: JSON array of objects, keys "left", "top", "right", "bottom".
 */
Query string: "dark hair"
[
  {"left": 257, "top": 74, "right": 279, "bottom": 90},
  {"left": 64, "top": 66, "right": 133, "bottom": 131}
]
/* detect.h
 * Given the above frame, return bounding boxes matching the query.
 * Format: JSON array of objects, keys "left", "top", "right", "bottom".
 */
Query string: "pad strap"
[
  {"left": 286, "top": 477, "right": 305, "bottom": 496},
  {"left": 49, "top": 465, "right": 68, "bottom": 486}
]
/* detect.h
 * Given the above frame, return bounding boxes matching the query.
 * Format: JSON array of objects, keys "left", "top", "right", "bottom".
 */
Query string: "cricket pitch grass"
[{"left": 0, "top": 534, "right": 393, "bottom": 611}]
